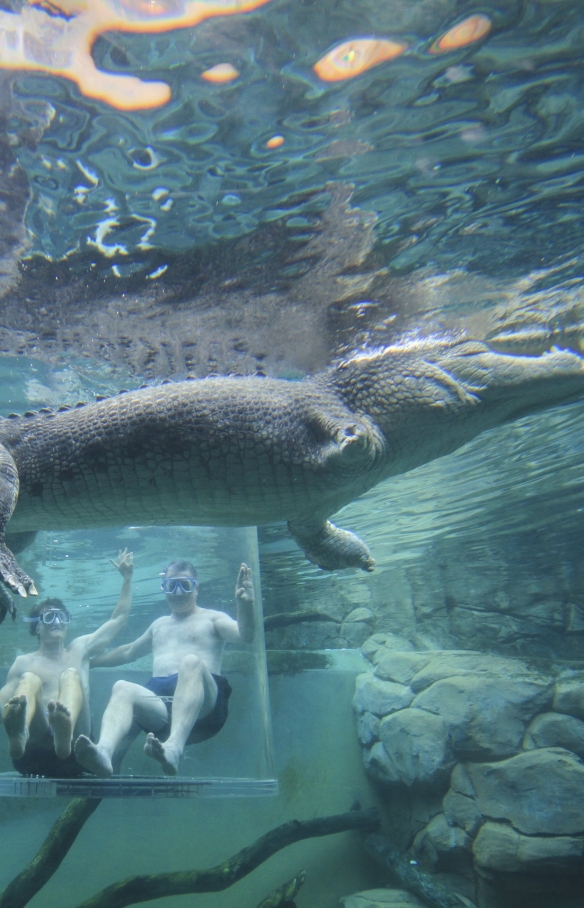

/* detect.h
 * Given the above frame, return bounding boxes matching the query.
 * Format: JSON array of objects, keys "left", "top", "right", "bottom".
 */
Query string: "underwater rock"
[
  {"left": 341, "top": 608, "right": 376, "bottom": 647},
  {"left": 364, "top": 741, "right": 399, "bottom": 783},
  {"left": 465, "top": 748, "right": 584, "bottom": 835},
  {"left": 472, "top": 821, "right": 584, "bottom": 875},
  {"left": 340, "top": 889, "right": 428, "bottom": 908},
  {"left": 354, "top": 674, "right": 414, "bottom": 716},
  {"left": 442, "top": 785, "right": 484, "bottom": 837},
  {"left": 357, "top": 710, "right": 380, "bottom": 747},
  {"left": 344, "top": 607, "right": 375, "bottom": 624},
  {"left": 523, "top": 711, "right": 584, "bottom": 758},
  {"left": 362, "top": 832, "right": 478, "bottom": 908},
  {"left": 376, "top": 708, "right": 454, "bottom": 788},
  {"left": 361, "top": 633, "right": 416, "bottom": 664},
  {"left": 374, "top": 652, "right": 430, "bottom": 685},
  {"left": 553, "top": 677, "right": 584, "bottom": 720},
  {"left": 412, "top": 674, "right": 552, "bottom": 760},
  {"left": 403, "top": 527, "right": 584, "bottom": 661},
  {"left": 408, "top": 652, "right": 534, "bottom": 694},
  {"left": 356, "top": 650, "right": 584, "bottom": 898},
  {"left": 412, "top": 812, "right": 472, "bottom": 872}
]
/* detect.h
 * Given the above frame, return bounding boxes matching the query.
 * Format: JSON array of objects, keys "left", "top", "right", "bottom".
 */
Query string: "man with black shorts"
[
  {"left": 75, "top": 560, "right": 255, "bottom": 777},
  {"left": 0, "top": 549, "right": 133, "bottom": 777}
]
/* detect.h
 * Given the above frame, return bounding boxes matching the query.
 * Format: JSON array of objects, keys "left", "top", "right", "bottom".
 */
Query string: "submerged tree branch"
[
  {"left": 363, "top": 833, "right": 477, "bottom": 908},
  {"left": 0, "top": 798, "right": 102, "bottom": 908},
  {"left": 74, "top": 808, "right": 380, "bottom": 908},
  {"left": 256, "top": 870, "right": 306, "bottom": 907}
]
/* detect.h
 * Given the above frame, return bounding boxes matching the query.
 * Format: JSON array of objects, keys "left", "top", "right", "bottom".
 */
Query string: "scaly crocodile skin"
[{"left": 0, "top": 338, "right": 582, "bottom": 598}]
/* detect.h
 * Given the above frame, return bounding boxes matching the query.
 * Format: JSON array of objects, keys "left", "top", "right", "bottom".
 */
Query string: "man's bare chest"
[
  {"left": 24, "top": 649, "right": 84, "bottom": 685},
  {"left": 153, "top": 614, "right": 219, "bottom": 652}
]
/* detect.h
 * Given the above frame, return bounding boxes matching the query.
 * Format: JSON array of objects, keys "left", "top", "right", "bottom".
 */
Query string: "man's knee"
[
  {"left": 111, "top": 679, "right": 135, "bottom": 699},
  {"left": 179, "top": 653, "right": 204, "bottom": 675},
  {"left": 60, "top": 667, "right": 80, "bottom": 682},
  {"left": 19, "top": 671, "right": 42, "bottom": 690}
]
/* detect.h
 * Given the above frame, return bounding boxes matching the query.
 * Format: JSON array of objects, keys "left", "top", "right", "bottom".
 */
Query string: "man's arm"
[
  {"left": 82, "top": 549, "right": 134, "bottom": 658},
  {"left": 91, "top": 626, "right": 153, "bottom": 668},
  {"left": 214, "top": 563, "right": 255, "bottom": 644}
]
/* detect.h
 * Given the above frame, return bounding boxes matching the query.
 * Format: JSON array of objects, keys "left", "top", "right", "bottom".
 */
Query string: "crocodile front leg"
[
  {"left": 288, "top": 519, "right": 375, "bottom": 572},
  {"left": 0, "top": 584, "right": 16, "bottom": 624},
  {"left": 0, "top": 444, "right": 37, "bottom": 597}
]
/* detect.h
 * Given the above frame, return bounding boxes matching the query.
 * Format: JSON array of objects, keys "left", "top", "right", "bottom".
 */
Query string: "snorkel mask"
[
  {"left": 41, "top": 608, "right": 71, "bottom": 625},
  {"left": 160, "top": 577, "right": 197, "bottom": 596},
  {"left": 24, "top": 608, "right": 72, "bottom": 630}
]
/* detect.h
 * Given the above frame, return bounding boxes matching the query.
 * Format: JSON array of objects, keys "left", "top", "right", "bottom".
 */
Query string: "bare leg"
[
  {"left": 75, "top": 681, "right": 166, "bottom": 778},
  {"left": 144, "top": 655, "right": 217, "bottom": 776},
  {"left": 48, "top": 667, "right": 84, "bottom": 759},
  {"left": 111, "top": 723, "right": 141, "bottom": 775},
  {"left": 2, "top": 672, "right": 43, "bottom": 759}
]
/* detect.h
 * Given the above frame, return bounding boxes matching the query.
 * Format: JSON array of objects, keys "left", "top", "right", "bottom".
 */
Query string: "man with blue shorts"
[{"left": 75, "top": 560, "right": 255, "bottom": 777}]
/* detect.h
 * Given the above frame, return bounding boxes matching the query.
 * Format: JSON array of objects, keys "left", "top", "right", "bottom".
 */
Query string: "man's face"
[
  {"left": 162, "top": 569, "right": 197, "bottom": 613},
  {"left": 37, "top": 608, "right": 70, "bottom": 643}
]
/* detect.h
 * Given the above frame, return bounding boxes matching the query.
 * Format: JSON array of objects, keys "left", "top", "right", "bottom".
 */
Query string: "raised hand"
[
  {"left": 235, "top": 563, "right": 254, "bottom": 606},
  {"left": 111, "top": 548, "right": 134, "bottom": 579}
]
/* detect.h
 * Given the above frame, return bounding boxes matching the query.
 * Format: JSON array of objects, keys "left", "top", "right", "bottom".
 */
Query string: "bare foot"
[
  {"left": 144, "top": 733, "right": 180, "bottom": 776},
  {"left": 74, "top": 735, "right": 113, "bottom": 778},
  {"left": 3, "top": 695, "right": 29, "bottom": 759},
  {"left": 48, "top": 700, "right": 73, "bottom": 759}
]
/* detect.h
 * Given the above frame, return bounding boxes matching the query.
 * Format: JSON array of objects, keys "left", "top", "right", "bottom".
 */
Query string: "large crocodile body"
[{"left": 0, "top": 338, "right": 583, "bottom": 601}]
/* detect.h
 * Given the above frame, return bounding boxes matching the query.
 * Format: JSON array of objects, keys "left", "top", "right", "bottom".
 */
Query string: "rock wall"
[
  {"left": 354, "top": 634, "right": 584, "bottom": 907},
  {"left": 259, "top": 493, "right": 584, "bottom": 663},
  {"left": 402, "top": 530, "right": 584, "bottom": 662}
]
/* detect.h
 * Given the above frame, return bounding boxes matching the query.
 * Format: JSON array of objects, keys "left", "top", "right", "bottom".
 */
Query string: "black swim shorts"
[
  {"left": 12, "top": 729, "right": 87, "bottom": 778},
  {"left": 143, "top": 672, "right": 232, "bottom": 744}
]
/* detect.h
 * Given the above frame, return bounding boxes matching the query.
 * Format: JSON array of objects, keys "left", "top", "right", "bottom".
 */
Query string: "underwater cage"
[
  {"left": 0, "top": 526, "right": 277, "bottom": 799},
  {"left": 2, "top": 0, "right": 584, "bottom": 906}
]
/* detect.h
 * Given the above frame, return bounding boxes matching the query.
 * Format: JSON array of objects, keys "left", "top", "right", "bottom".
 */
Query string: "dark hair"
[
  {"left": 164, "top": 559, "right": 198, "bottom": 580},
  {"left": 28, "top": 598, "right": 66, "bottom": 636},
  {"left": 163, "top": 560, "right": 198, "bottom": 581}
]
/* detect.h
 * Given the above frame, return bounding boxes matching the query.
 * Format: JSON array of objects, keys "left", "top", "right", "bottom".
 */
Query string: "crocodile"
[{"left": 0, "top": 337, "right": 583, "bottom": 603}]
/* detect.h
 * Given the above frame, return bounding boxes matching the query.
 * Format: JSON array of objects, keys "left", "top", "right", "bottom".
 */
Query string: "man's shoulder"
[
  {"left": 9, "top": 649, "right": 43, "bottom": 677},
  {"left": 10, "top": 651, "right": 33, "bottom": 670},
  {"left": 67, "top": 634, "right": 91, "bottom": 652},
  {"left": 196, "top": 606, "right": 228, "bottom": 619},
  {"left": 206, "top": 607, "right": 235, "bottom": 624},
  {"left": 150, "top": 615, "right": 169, "bottom": 629}
]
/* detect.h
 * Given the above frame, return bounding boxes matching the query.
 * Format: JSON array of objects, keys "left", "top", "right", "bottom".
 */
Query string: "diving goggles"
[
  {"left": 161, "top": 577, "right": 197, "bottom": 595},
  {"left": 41, "top": 608, "right": 71, "bottom": 625}
]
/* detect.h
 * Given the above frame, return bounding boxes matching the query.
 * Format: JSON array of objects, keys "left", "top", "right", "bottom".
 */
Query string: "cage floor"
[{"left": 0, "top": 773, "right": 278, "bottom": 798}]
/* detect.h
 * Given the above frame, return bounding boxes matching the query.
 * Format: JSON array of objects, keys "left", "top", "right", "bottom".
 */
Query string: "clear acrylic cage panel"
[{"left": 0, "top": 525, "right": 277, "bottom": 798}]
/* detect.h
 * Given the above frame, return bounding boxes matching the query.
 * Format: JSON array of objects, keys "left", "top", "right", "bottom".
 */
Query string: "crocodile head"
[{"left": 321, "top": 338, "right": 584, "bottom": 479}]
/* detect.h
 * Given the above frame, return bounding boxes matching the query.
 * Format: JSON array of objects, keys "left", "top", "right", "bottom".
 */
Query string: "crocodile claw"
[
  {"left": 0, "top": 541, "right": 37, "bottom": 600},
  {"left": 5, "top": 575, "right": 29, "bottom": 598},
  {"left": 0, "top": 585, "right": 16, "bottom": 624}
]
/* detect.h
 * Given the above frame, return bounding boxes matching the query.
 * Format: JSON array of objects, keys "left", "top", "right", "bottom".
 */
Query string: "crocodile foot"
[
  {"left": 288, "top": 519, "right": 375, "bottom": 572},
  {"left": 0, "top": 541, "right": 38, "bottom": 597},
  {"left": 0, "top": 584, "right": 16, "bottom": 624}
]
